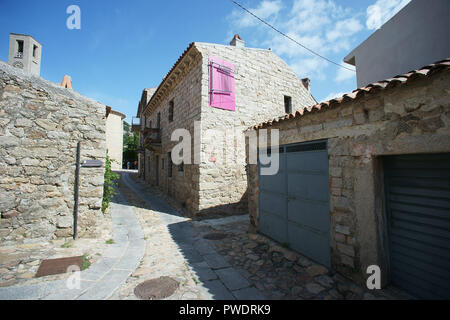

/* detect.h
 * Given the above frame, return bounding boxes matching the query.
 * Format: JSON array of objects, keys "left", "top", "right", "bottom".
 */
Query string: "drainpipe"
[{"left": 73, "top": 141, "right": 81, "bottom": 240}]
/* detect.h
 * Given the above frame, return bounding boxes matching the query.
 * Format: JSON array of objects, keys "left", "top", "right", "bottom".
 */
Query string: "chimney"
[
  {"left": 230, "top": 34, "right": 245, "bottom": 47},
  {"left": 301, "top": 78, "right": 310, "bottom": 91},
  {"left": 61, "top": 75, "right": 73, "bottom": 89}
]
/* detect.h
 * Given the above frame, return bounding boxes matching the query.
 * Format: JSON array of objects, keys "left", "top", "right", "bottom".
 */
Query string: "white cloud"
[
  {"left": 335, "top": 63, "right": 356, "bottom": 82},
  {"left": 321, "top": 91, "right": 347, "bottom": 102},
  {"left": 227, "top": 0, "right": 365, "bottom": 81},
  {"left": 228, "top": 0, "right": 282, "bottom": 28},
  {"left": 366, "top": 0, "right": 411, "bottom": 30},
  {"left": 326, "top": 18, "right": 363, "bottom": 42},
  {"left": 290, "top": 57, "right": 328, "bottom": 80}
]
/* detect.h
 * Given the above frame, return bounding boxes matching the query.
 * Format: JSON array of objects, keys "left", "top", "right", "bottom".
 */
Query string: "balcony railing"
[
  {"left": 15, "top": 52, "right": 23, "bottom": 59},
  {"left": 131, "top": 117, "right": 141, "bottom": 132},
  {"left": 143, "top": 128, "right": 161, "bottom": 150}
]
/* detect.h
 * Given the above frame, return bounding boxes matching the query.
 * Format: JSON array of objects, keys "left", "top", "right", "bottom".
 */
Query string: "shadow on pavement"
[{"left": 114, "top": 172, "right": 265, "bottom": 300}]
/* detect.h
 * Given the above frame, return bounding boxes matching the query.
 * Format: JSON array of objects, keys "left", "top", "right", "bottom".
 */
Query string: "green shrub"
[
  {"left": 81, "top": 254, "right": 91, "bottom": 270},
  {"left": 102, "top": 151, "right": 120, "bottom": 213}
]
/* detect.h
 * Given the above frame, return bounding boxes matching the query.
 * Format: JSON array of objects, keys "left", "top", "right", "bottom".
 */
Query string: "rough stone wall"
[
  {"left": 246, "top": 68, "right": 450, "bottom": 284},
  {"left": 106, "top": 111, "right": 124, "bottom": 170},
  {"left": 139, "top": 43, "right": 315, "bottom": 216},
  {"left": 0, "top": 62, "right": 106, "bottom": 242},
  {"left": 195, "top": 43, "right": 316, "bottom": 215},
  {"left": 142, "top": 53, "right": 203, "bottom": 213}
]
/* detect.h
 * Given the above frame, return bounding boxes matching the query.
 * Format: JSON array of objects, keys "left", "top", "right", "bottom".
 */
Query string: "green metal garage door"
[
  {"left": 384, "top": 153, "right": 450, "bottom": 299},
  {"left": 258, "top": 140, "right": 330, "bottom": 267}
]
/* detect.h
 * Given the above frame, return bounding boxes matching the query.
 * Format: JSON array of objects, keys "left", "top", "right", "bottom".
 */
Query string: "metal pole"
[{"left": 73, "top": 141, "right": 81, "bottom": 240}]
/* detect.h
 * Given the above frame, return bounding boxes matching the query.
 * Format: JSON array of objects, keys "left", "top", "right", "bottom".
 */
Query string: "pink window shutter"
[{"left": 209, "top": 56, "right": 235, "bottom": 111}]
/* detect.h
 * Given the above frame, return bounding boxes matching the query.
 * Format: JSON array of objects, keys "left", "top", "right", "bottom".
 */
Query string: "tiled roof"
[{"left": 250, "top": 58, "right": 450, "bottom": 130}]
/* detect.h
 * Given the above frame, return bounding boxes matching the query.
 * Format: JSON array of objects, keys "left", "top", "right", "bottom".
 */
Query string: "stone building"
[
  {"left": 135, "top": 87, "right": 156, "bottom": 175},
  {"left": 8, "top": 33, "right": 42, "bottom": 77},
  {"left": 245, "top": 59, "right": 450, "bottom": 299},
  {"left": 0, "top": 61, "right": 107, "bottom": 241},
  {"left": 134, "top": 36, "right": 316, "bottom": 216},
  {"left": 106, "top": 107, "right": 126, "bottom": 170}
]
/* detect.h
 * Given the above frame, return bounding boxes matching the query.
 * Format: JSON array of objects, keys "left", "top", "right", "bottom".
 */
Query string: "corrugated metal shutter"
[{"left": 384, "top": 153, "right": 450, "bottom": 299}]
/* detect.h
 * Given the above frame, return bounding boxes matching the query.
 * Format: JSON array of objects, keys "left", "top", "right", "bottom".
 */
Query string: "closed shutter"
[
  {"left": 209, "top": 56, "right": 235, "bottom": 111},
  {"left": 384, "top": 153, "right": 450, "bottom": 299}
]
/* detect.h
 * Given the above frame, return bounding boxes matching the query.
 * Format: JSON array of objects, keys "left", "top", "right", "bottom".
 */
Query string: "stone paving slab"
[
  {"left": 43, "top": 280, "right": 95, "bottom": 300},
  {"left": 192, "top": 239, "right": 217, "bottom": 255},
  {"left": 203, "top": 253, "right": 232, "bottom": 270},
  {"left": 202, "top": 280, "right": 236, "bottom": 300},
  {"left": 77, "top": 269, "right": 132, "bottom": 300},
  {"left": 80, "top": 257, "right": 118, "bottom": 281},
  {"left": 232, "top": 287, "right": 267, "bottom": 300},
  {"left": 114, "top": 247, "right": 144, "bottom": 272},
  {"left": 190, "top": 262, "right": 218, "bottom": 282},
  {"left": 102, "top": 245, "right": 128, "bottom": 259},
  {"left": 215, "top": 267, "right": 251, "bottom": 291},
  {"left": 0, "top": 280, "right": 65, "bottom": 300}
]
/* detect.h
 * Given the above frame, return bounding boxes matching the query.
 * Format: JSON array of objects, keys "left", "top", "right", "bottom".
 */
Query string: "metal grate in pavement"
[
  {"left": 134, "top": 276, "right": 179, "bottom": 300},
  {"left": 35, "top": 256, "right": 83, "bottom": 278}
]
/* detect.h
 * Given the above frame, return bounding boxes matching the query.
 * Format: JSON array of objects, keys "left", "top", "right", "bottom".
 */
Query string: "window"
[
  {"left": 168, "top": 100, "right": 174, "bottom": 122},
  {"left": 178, "top": 162, "right": 184, "bottom": 172},
  {"left": 33, "top": 45, "right": 38, "bottom": 58},
  {"left": 157, "top": 112, "right": 161, "bottom": 128},
  {"left": 16, "top": 40, "right": 24, "bottom": 58},
  {"left": 149, "top": 120, "right": 152, "bottom": 129},
  {"left": 162, "top": 158, "right": 165, "bottom": 169},
  {"left": 168, "top": 152, "right": 172, "bottom": 178},
  {"left": 209, "top": 56, "right": 235, "bottom": 111},
  {"left": 284, "top": 96, "right": 292, "bottom": 114}
]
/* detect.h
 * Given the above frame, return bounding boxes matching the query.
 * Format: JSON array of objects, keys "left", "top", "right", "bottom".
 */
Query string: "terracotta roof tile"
[{"left": 249, "top": 58, "right": 450, "bottom": 130}]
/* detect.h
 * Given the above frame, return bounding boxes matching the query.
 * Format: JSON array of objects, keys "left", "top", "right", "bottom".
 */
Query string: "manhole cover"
[
  {"left": 203, "top": 232, "right": 229, "bottom": 240},
  {"left": 134, "top": 276, "right": 179, "bottom": 300},
  {"left": 35, "top": 256, "right": 83, "bottom": 278}
]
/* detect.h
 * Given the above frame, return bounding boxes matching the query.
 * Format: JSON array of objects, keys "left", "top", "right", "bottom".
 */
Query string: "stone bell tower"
[{"left": 8, "top": 33, "right": 42, "bottom": 76}]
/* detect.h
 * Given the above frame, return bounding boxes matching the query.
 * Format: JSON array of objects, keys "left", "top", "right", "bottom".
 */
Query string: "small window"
[
  {"left": 157, "top": 112, "right": 161, "bottom": 128},
  {"left": 33, "top": 45, "right": 38, "bottom": 58},
  {"left": 149, "top": 120, "right": 152, "bottom": 129},
  {"left": 168, "top": 152, "right": 172, "bottom": 178},
  {"left": 168, "top": 100, "right": 174, "bottom": 122},
  {"left": 178, "top": 162, "right": 184, "bottom": 172},
  {"left": 16, "top": 40, "right": 24, "bottom": 58},
  {"left": 284, "top": 96, "right": 292, "bottom": 114},
  {"left": 161, "top": 158, "right": 165, "bottom": 169}
]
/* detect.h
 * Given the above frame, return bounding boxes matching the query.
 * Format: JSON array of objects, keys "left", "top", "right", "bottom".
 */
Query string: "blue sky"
[{"left": 0, "top": 0, "right": 410, "bottom": 122}]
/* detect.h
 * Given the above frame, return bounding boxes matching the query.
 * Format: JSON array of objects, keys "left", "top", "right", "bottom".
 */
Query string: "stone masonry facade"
[
  {"left": 0, "top": 61, "right": 107, "bottom": 241},
  {"left": 138, "top": 41, "right": 315, "bottom": 216},
  {"left": 246, "top": 64, "right": 450, "bottom": 285}
]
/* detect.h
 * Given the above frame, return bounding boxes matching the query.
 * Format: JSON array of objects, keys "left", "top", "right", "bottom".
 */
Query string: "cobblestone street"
[
  {"left": 0, "top": 171, "right": 407, "bottom": 300},
  {"left": 114, "top": 172, "right": 405, "bottom": 300}
]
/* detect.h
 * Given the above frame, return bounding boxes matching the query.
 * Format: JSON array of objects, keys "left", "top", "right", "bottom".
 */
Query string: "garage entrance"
[
  {"left": 258, "top": 140, "right": 330, "bottom": 267},
  {"left": 384, "top": 153, "right": 450, "bottom": 299}
]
